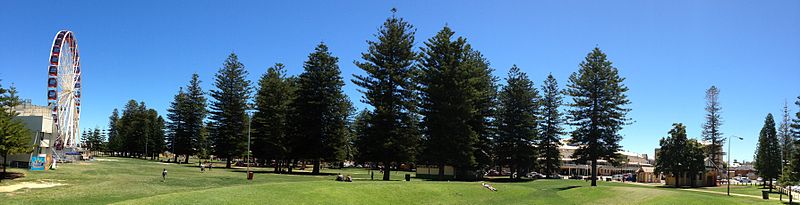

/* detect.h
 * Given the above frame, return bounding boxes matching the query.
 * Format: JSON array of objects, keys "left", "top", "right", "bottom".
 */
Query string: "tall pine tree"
[
  {"left": 780, "top": 101, "right": 793, "bottom": 169},
  {"left": 538, "top": 74, "right": 563, "bottom": 175},
  {"left": 209, "top": 53, "right": 252, "bottom": 168},
  {"left": 418, "top": 26, "right": 480, "bottom": 179},
  {"left": 291, "top": 43, "right": 352, "bottom": 174},
  {"left": 166, "top": 88, "right": 190, "bottom": 162},
  {"left": 184, "top": 74, "right": 208, "bottom": 163},
  {"left": 565, "top": 47, "right": 631, "bottom": 186},
  {"left": 352, "top": 13, "right": 420, "bottom": 180},
  {"left": 496, "top": 65, "right": 539, "bottom": 179},
  {"left": 0, "top": 82, "right": 30, "bottom": 181},
  {"left": 783, "top": 96, "right": 800, "bottom": 185},
  {"left": 464, "top": 49, "right": 498, "bottom": 171},
  {"left": 252, "top": 63, "right": 295, "bottom": 172},
  {"left": 107, "top": 109, "right": 122, "bottom": 156},
  {"left": 754, "top": 113, "right": 780, "bottom": 191},
  {"left": 702, "top": 85, "right": 724, "bottom": 181}
]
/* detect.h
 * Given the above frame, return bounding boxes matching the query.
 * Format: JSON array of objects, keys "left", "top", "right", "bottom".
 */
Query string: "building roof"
[{"left": 636, "top": 167, "right": 655, "bottom": 173}]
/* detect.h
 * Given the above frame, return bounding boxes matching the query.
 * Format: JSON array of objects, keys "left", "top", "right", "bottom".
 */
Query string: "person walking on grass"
[{"left": 162, "top": 168, "right": 168, "bottom": 182}]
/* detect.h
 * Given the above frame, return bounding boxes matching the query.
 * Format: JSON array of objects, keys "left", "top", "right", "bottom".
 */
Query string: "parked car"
[
  {"left": 546, "top": 174, "right": 563, "bottom": 179},
  {"left": 737, "top": 177, "right": 751, "bottom": 183},
  {"left": 568, "top": 175, "right": 582, "bottom": 180},
  {"left": 527, "top": 172, "right": 546, "bottom": 179}
]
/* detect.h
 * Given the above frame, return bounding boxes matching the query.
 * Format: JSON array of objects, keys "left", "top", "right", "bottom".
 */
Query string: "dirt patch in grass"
[{"left": 0, "top": 181, "right": 66, "bottom": 192}]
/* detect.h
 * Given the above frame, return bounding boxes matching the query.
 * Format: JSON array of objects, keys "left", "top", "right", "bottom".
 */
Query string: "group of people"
[{"left": 336, "top": 174, "right": 353, "bottom": 182}]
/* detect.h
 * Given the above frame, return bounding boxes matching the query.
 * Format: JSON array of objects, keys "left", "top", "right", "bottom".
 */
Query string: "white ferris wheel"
[{"left": 47, "top": 30, "right": 81, "bottom": 150}]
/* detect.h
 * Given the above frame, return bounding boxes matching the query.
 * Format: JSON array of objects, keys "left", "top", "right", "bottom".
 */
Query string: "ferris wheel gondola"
[{"left": 47, "top": 30, "right": 81, "bottom": 150}]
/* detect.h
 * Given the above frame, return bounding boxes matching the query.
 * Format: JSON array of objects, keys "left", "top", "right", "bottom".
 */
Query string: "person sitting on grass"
[
  {"left": 336, "top": 174, "right": 344, "bottom": 181},
  {"left": 482, "top": 183, "right": 497, "bottom": 191},
  {"left": 345, "top": 175, "right": 353, "bottom": 182}
]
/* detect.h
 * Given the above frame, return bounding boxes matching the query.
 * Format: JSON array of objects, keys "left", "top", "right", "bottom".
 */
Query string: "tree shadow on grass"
[
  {"left": 557, "top": 185, "right": 582, "bottom": 191},
  {"left": 231, "top": 170, "right": 338, "bottom": 176},
  {"left": 1, "top": 172, "right": 25, "bottom": 180},
  {"left": 486, "top": 178, "right": 536, "bottom": 183}
]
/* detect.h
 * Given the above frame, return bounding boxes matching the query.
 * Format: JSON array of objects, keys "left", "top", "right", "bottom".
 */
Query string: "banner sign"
[{"left": 30, "top": 156, "right": 46, "bottom": 171}]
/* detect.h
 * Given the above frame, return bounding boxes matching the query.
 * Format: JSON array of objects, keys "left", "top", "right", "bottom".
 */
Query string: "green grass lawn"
[
  {"left": 702, "top": 184, "right": 785, "bottom": 199},
  {"left": 0, "top": 157, "right": 784, "bottom": 205}
]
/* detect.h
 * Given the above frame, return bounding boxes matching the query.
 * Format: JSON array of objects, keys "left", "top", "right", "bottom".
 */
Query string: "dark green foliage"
[
  {"left": 252, "top": 63, "right": 295, "bottom": 172},
  {"left": 654, "top": 123, "right": 705, "bottom": 187},
  {"left": 145, "top": 110, "right": 166, "bottom": 159},
  {"left": 755, "top": 113, "right": 781, "bottom": 191},
  {"left": 784, "top": 96, "right": 800, "bottom": 185},
  {"left": 684, "top": 140, "right": 707, "bottom": 187},
  {"left": 209, "top": 53, "right": 252, "bottom": 168},
  {"left": 352, "top": 109, "right": 371, "bottom": 162},
  {"left": 702, "top": 86, "right": 724, "bottom": 173},
  {"left": 84, "top": 127, "right": 106, "bottom": 155},
  {"left": 107, "top": 109, "right": 122, "bottom": 154},
  {"left": 166, "top": 88, "right": 190, "bottom": 161},
  {"left": 353, "top": 14, "right": 420, "bottom": 180},
  {"left": 779, "top": 102, "right": 793, "bottom": 170},
  {"left": 114, "top": 100, "right": 165, "bottom": 159},
  {"left": 496, "top": 66, "right": 539, "bottom": 179},
  {"left": 538, "top": 74, "right": 563, "bottom": 175},
  {"left": 167, "top": 74, "right": 208, "bottom": 163},
  {"left": 0, "top": 82, "right": 31, "bottom": 181},
  {"left": 464, "top": 50, "right": 498, "bottom": 171},
  {"left": 185, "top": 74, "right": 208, "bottom": 162},
  {"left": 565, "top": 47, "right": 631, "bottom": 186},
  {"left": 418, "top": 26, "right": 488, "bottom": 179},
  {"left": 290, "top": 43, "right": 352, "bottom": 174},
  {"left": 794, "top": 96, "right": 800, "bottom": 147}
]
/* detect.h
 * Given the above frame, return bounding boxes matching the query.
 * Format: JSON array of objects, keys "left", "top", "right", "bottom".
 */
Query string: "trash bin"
[
  {"left": 762, "top": 190, "right": 769, "bottom": 199},
  {"left": 248, "top": 171, "right": 254, "bottom": 180},
  {"left": 405, "top": 174, "right": 411, "bottom": 181}
]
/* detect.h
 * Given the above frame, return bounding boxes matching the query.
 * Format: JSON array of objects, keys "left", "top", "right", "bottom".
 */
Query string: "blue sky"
[{"left": 1, "top": 1, "right": 798, "bottom": 162}]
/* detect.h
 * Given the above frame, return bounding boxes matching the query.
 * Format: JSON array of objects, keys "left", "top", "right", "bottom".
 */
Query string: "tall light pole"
[
  {"left": 246, "top": 109, "right": 255, "bottom": 180},
  {"left": 728, "top": 135, "right": 743, "bottom": 196}
]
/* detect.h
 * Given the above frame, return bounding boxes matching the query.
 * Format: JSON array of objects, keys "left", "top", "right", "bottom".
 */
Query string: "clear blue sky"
[{"left": 1, "top": 1, "right": 798, "bottom": 162}]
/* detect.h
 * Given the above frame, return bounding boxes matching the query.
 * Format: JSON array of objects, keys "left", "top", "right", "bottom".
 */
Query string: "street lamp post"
[
  {"left": 728, "top": 135, "right": 743, "bottom": 196},
  {"left": 246, "top": 110, "right": 254, "bottom": 180}
]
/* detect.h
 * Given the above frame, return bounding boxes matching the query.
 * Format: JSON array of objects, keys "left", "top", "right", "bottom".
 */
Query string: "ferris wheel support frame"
[{"left": 47, "top": 30, "right": 81, "bottom": 154}]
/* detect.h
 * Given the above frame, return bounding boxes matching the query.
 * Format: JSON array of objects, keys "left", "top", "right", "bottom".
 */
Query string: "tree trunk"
[
  {"left": 226, "top": 156, "right": 232, "bottom": 168},
  {"left": 383, "top": 161, "right": 391, "bottom": 181},
  {"left": 438, "top": 162, "right": 445, "bottom": 180},
  {"left": 591, "top": 159, "right": 598, "bottom": 186},
  {"left": 274, "top": 160, "right": 280, "bottom": 173},
  {"left": 2, "top": 153, "right": 7, "bottom": 182},
  {"left": 510, "top": 164, "right": 516, "bottom": 180},
  {"left": 675, "top": 173, "right": 680, "bottom": 188},
  {"left": 184, "top": 154, "right": 189, "bottom": 164},
  {"left": 769, "top": 178, "right": 773, "bottom": 192},
  {"left": 288, "top": 159, "right": 294, "bottom": 173},
  {"left": 312, "top": 159, "right": 320, "bottom": 174},
  {"left": 174, "top": 154, "right": 178, "bottom": 163}
]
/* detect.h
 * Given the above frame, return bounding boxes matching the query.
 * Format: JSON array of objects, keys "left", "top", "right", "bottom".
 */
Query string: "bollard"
[
  {"left": 762, "top": 190, "right": 769, "bottom": 200},
  {"left": 405, "top": 174, "right": 411, "bottom": 181}
]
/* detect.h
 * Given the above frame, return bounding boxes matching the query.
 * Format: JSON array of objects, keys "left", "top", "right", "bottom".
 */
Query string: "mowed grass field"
[{"left": 0, "top": 157, "right": 785, "bottom": 205}]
